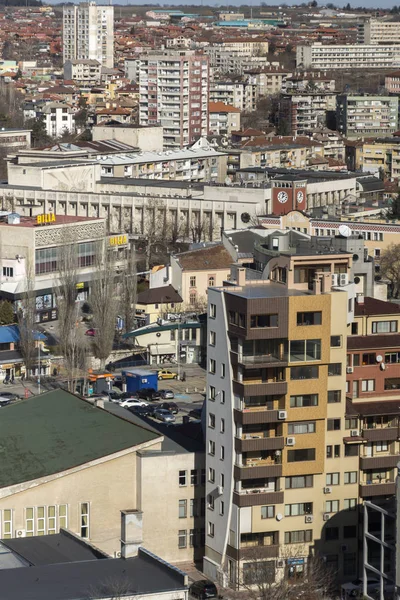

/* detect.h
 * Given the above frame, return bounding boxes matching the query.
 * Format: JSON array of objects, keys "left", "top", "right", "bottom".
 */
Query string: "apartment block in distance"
[
  {"left": 337, "top": 95, "right": 399, "bottom": 139},
  {"left": 139, "top": 51, "right": 209, "bottom": 149},
  {"left": 204, "top": 258, "right": 359, "bottom": 587},
  {"left": 280, "top": 92, "right": 337, "bottom": 136},
  {"left": 63, "top": 2, "right": 114, "bottom": 68},
  {"left": 358, "top": 18, "right": 400, "bottom": 44},
  {"left": 296, "top": 43, "right": 400, "bottom": 70}
]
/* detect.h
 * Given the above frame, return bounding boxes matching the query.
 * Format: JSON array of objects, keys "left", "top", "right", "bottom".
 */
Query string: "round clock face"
[
  {"left": 277, "top": 191, "right": 288, "bottom": 204},
  {"left": 297, "top": 191, "right": 304, "bottom": 203}
]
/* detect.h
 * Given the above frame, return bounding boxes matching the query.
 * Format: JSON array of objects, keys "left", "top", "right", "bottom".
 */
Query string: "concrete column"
[{"left": 121, "top": 509, "right": 143, "bottom": 558}]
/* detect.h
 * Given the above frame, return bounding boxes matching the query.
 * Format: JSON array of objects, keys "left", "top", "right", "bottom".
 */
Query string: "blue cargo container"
[{"left": 122, "top": 369, "right": 158, "bottom": 393}]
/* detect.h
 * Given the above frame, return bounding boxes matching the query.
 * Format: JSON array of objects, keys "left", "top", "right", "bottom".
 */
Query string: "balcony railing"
[
  {"left": 233, "top": 489, "right": 284, "bottom": 507},
  {"left": 359, "top": 481, "right": 396, "bottom": 498},
  {"left": 238, "top": 352, "right": 289, "bottom": 365},
  {"left": 360, "top": 454, "right": 400, "bottom": 470}
]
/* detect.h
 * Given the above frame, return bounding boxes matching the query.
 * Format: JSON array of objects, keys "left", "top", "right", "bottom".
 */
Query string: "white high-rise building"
[
  {"left": 63, "top": 2, "right": 114, "bottom": 69},
  {"left": 139, "top": 51, "right": 209, "bottom": 149}
]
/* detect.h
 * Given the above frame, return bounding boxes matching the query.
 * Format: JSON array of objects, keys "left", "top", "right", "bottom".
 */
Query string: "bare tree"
[
  {"left": 120, "top": 245, "right": 137, "bottom": 337},
  {"left": 17, "top": 260, "right": 37, "bottom": 380},
  {"left": 379, "top": 243, "right": 400, "bottom": 298},
  {"left": 142, "top": 199, "right": 166, "bottom": 270},
  {"left": 90, "top": 243, "right": 119, "bottom": 369},
  {"left": 56, "top": 230, "right": 87, "bottom": 392}
]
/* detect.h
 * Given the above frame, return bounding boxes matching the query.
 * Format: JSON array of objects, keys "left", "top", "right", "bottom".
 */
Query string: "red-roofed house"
[{"left": 208, "top": 102, "right": 241, "bottom": 136}]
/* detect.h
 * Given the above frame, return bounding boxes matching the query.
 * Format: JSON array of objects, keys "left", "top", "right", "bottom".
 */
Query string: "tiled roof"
[
  {"left": 209, "top": 101, "right": 241, "bottom": 113},
  {"left": 347, "top": 333, "right": 400, "bottom": 351},
  {"left": 354, "top": 297, "right": 400, "bottom": 317}
]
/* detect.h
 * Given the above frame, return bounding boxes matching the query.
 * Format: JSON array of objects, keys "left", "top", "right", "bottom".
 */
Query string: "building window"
[
  {"left": 326, "top": 445, "right": 340, "bottom": 459},
  {"left": 284, "top": 503, "right": 313, "bottom": 516},
  {"left": 325, "top": 500, "right": 339, "bottom": 513},
  {"left": 372, "top": 320, "right": 397, "bottom": 333},
  {"left": 290, "top": 394, "right": 318, "bottom": 408},
  {"left": 209, "top": 386, "right": 216, "bottom": 401},
  {"left": 330, "top": 335, "right": 342, "bottom": 347},
  {"left": 37, "top": 506, "right": 46, "bottom": 536},
  {"left": 327, "top": 419, "right": 341, "bottom": 431},
  {"left": 325, "top": 527, "right": 339, "bottom": 541},
  {"left": 26, "top": 508, "right": 34, "bottom": 536},
  {"left": 208, "top": 276, "right": 215, "bottom": 287},
  {"left": 178, "top": 529, "right": 187, "bottom": 548},
  {"left": 80, "top": 503, "right": 89, "bottom": 538},
  {"left": 209, "top": 468, "right": 215, "bottom": 483},
  {"left": 220, "top": 446, "right": 225, "bottom": 460},
  {"left": 59, "top": 505, "right": 68, "bottom": 529},
  {"left": 344, "top": 471, "right": 357, "bottom": 484},
  {"left": 284, "top": 530, "right": 312, "bottom": 544},
  {"left": 219, "top": 501, "right": 224, "bottom": 516},
  {"left": 328, "top": 390, "right": 341, "bottom": 403},
  {"left": 328, "top": 363, "right": 342, "bottom": 376},
  {"left": 345, "top": 418, "right": 358, "bottom": 430},
  {"left": 297, "top": 311, "right": 322, "bottom": 325},
  {"left": 179, "top": 499, "right": 187, "bottom": 518},
  {"left": 189, "top": 292, "right": 197, "bottom": 305},
  {"left": 189, "top": 528, "right": 197, "bottom": 548},
  {"left": 289, "top": 339, "right": 321, "bottom": 362},
  {"left": 285, "top": 475, "right": 313, "bottom": 489},
  {"left": 221, "top": 390, "right": 225, "bottom": 404},
  {"left": 361, "top": 379, "right": 375, "bottom": 392},
  {"left": 288, "top": 421, "right": 316, "bottom": 434},
  {"left": 221, "top": 363, "right": 225, "bottom": 377},
  {"left": 326, "top": 473, "right": 340, "bottom": 486},
  {"left": 344, "top": 498, "right": 357, "bottom": 511},
  {"left": 287, "top": 448, "right": 315, "bottom": 462},
  {"left": 2, "top": 510, "right": 12, "bottom": 539},
  {"left": 179, "top": 470, "right": 187, "bottom": 486},
  {"left": 210, "top": 331, "right": 216, "bottom": 346},
  {"left": 2, "top": 267, "right": 13, "bottom": 277},
  {"left": 261, "top": 505, "right": 275, "bottom": 519},
  {"left": 191, "top": 470, "right": 198, "bottom": 485},
  {"left": 208, "top": 413, "right": 215, "bottom": 428},
  {"left": 210, "top": 304, "right": 216, "bottom": 318},
  {"left": 209, "top": 359, "right": 216, "bottom": 374},
  {"left": 208, "top": 522, "right": 215, "bottom": 537},
  {"left": 362, "top": 353, "right": 376, "bottom": 366},
  {"left": 208, "top": 440, "right": 215, "bottom": 456},
  {"left": 250, "top": 314, "right": 278, "bottom": 328},
  {"left": 345, "top": 445, "right": 358, "bottom": 457},
  {"left": 190, "top": 276, "right": 196, "bottom": 287},
  {"left": 190, "top": 499, "right": 198, "bottom": 517},
  {"left": 290, "top": 366, "right": 319, "bottom": 380},
  {"left": 376, "top": 441, "right": 388, "bottom": 452},
  {"left": 220, "top": 418, "right": 225, "bottom": 433}
]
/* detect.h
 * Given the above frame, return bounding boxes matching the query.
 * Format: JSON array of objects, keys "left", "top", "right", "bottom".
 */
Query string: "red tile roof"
[{"left": 209, "top": 101, "right": 241, "bottom": 114}]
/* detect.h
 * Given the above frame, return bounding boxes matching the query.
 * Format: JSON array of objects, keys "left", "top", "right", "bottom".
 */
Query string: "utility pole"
[{"left": 38, "top": 341, "right": 41, "bottom": 395}]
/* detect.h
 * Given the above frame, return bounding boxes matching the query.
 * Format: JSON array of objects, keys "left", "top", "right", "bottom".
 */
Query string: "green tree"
[
  {"left": 25, "top": 115, "right": 52, "bottom": 148},
  {"left": 0, "top": 301, "right": 14, "bottom": 325}
]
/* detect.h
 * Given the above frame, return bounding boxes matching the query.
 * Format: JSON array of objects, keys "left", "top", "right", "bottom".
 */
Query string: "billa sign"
[
  {"left": 109, "top": 234, "right": 128, "bottom": 246},
  {"left": 37, "top": 213, "right": 56, "bottom": 225}
]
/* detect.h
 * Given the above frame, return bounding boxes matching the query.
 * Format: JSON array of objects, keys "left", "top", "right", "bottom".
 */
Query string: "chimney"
[
  {"left": 121, "top": 510, "right": 143, "bottom": 558},
  {"left": 237, "top": 267, "right": 246, "bottom": 286},
  {"left": 356, "top": 295, "right": 364, "bottom": 305}
]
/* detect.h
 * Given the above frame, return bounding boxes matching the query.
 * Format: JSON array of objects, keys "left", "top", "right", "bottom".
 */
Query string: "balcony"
[
  {"left": 234, "top": 408, "right": 280, "bottom": 425},
  {"left": 233, "top": 351, "right": 288, "bottom": 368},
  {"left": 235, "top": 435, "right": 284, "bottom": 453},
  {"left": 233, "top": 489, "right": 284, "bottom": 507},
  {"left": 362, "top": 428, "right": 399, "bottom": 442},
  {"left": 227, "top": 544, "right": 279, "bottom": 561},
  {"left": 360, "top": 454, "right": 400, "bottom": 470},
  {"left": 359, "top": 482, "right": 396, "bottom": 498},
  {"left": 234, "top": 462, "right": 282, "bottom": 480},
  {"left": 233, "top": 379, "right": 287, "bottom": 397}
]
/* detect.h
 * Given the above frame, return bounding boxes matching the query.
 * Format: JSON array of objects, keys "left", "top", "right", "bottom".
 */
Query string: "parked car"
[
  {"left": 153, "top": 408, "right": 176, "bottom": 423},
  {"left": 159, "top": 402, "right": 179, "bottom": 414},
  {"left": 128, "top": 405, "right": 152, "bottom": 417},
  {"left": 107, "top": 391, "right": 122, "bottom": 403},
  {"left": 0, "top": 392, "right": 20, "bottom": 401},
  {"left": 119, "top": 398, "right": 149, "bottom": 408},
  {"left": 85, "top": 328, "right": 97, "bottom": 337},
  {"left": 189, "top": 407, "right": 202, "bottom": 420},
  {"left": 0, "top": 399, "right": 10, "bottom": 407},
  {"left": 341, "top": 577, "right": 381, "bottom": 598},
  {"left": 189, "top": 580, "right": 218, "bottom": 599},
  {"left": 159, "top": 389, "right": 175, "bottom": 399},
  {"left": 137, "top": 388, "right": 161, "bottom": 401},
  {"left": 119, "top": 392, "right": 138, "bottom": 400},
  {"left": 158, "top": 369, "right": 178, "bottom": 381}
]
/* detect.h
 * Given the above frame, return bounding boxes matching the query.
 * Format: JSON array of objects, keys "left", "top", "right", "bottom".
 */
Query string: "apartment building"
[
  {"left": 385, "top": 70, "right": 400, "bottom": 94},
  {"left": 358, "top": 18, "right": 400, "bottom": 45},
  {"left": 205, "top": 45, "right": 269, "bottom": 75},
  {"left": 205, "top": 260, "right": 357, "bottom": 587},
  {"left": 337, "top": 95, "right": 399, "bottom": 139},
  {"left": 40, "top": 103, "right": 76, "bottom": 138},
  {"left": 63, "top": 59, "right": 101, "bottom": 85},
  {"left": 0, "top": 128, "right": 31, "bottom": 150},
  {"left": 209, "top": 102, "right": 241, "bottom": 136},
  {"left": 209, "top": 81, "right": 258, "bottom": 112},
  {"left": 296, "top": 43, "right": 400, "bottom": 70},
  {"left": 138, "top": 51, "right": 209, "bottom": 149},
  {"left": 63, "top": 2, "right": 114, "bottom": 69},
  {"left": 279, "top": 92, "right": 337, "bottom": 136},
  {"left": 245, "top": 67, "right": 289, "bottom": 97}
]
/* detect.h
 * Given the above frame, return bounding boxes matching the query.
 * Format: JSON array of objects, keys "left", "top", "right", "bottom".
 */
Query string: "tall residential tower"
[{"left": 63, "top": 2, "right": 114, "bottom": 69}]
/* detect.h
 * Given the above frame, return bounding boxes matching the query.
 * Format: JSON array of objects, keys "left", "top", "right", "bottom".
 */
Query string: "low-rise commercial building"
[
  {"left": 0, "top": 129, "right": 31, "bottom": 150},
  {"left": 337, "top": 95, "right": 399, "bottom": 139}
]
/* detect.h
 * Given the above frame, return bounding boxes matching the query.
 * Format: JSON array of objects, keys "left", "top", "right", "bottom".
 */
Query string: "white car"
[
  {"left": 341, "top": 577, "right": 380, "bottom": 598},
  {"left": 119, "top": 398, "right": 149, "bottom": 408}
]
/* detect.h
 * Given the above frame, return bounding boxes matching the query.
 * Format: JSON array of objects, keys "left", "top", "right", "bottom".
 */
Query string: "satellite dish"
[
  {"left": 380, "top": 363, "right": 386, "bottom": 370},
  {"left": 276, "top": 513, "right": 283, "bottom": 521},
  {"left": 376, "top": 355, "right": 383, "bottom": 363},
  {"left": 339, "top": 224, "right": 352, "bottom": 238}
]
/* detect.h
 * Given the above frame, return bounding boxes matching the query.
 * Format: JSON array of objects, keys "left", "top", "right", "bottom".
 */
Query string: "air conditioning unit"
[
  {"left": 217, "top": 485, "right": 224, "bottom": 496},
  {"left": 286, "top": 436, "right": 296, "bottom": 446},
  {"left": 332, "top": 274, "right": 339, "bottom": 286},
  {"left": 305, "top": 515, "right": 314, "bottom": 523},
  {"left": 278, "top": 410, "right": 287, "bottom": 420},
  {"left": 340, "top": 273, "right": 349, "bottom": 286},
  {"left": 341, "top": 545, "right": 348, "bottom": 552},
  {"left": 276, "top": 559, "right": 285, "bottom": 568},
  {"left": 114, "top": 550, "right": 122, "bottom": 558},
  {"left": 350, "top": 430, "right": 359, "bottom": 437},
  {"left": 324, "top": 487, "right": 332, "bottom": 494},
  {"left": 15, "top": 529, "right": 26, "bottom": 538},
  {"left": 323, "top": 513, "right": 330, "bottom": 521},
  {"left": 346, "top": 366, "right": 354, "bottom": 374}
]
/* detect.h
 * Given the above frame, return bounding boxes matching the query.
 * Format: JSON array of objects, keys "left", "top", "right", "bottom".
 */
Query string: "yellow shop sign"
[
  {"left": 109, "top": 234, "right": 127, "bottom": 246},
  {"left": 37, "top": 213, "right": 56, "bottom": 225}
]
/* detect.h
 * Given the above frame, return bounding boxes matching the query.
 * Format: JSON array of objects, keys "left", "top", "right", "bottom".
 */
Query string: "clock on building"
[
  {"left": 297, "top": 191, "right": 304, "bottom": 203},
  {"left": 277, "top": 191, "right": 288, "bottom": 204}
]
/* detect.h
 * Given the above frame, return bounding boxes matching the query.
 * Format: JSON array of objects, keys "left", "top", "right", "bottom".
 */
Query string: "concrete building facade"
[
  {"left": 296, "top": 43, "right": 400, "bottom": 70},
  {"left": 358, "top": 18, "right": 400, "bottom": 45},
  {"left": 337, "top": 95, "right": 399, "bottom": 139}
]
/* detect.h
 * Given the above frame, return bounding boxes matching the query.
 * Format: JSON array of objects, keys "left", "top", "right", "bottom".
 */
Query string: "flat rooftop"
[{"left": 222, "top": 282, "right": 318, "bottom": 299}]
